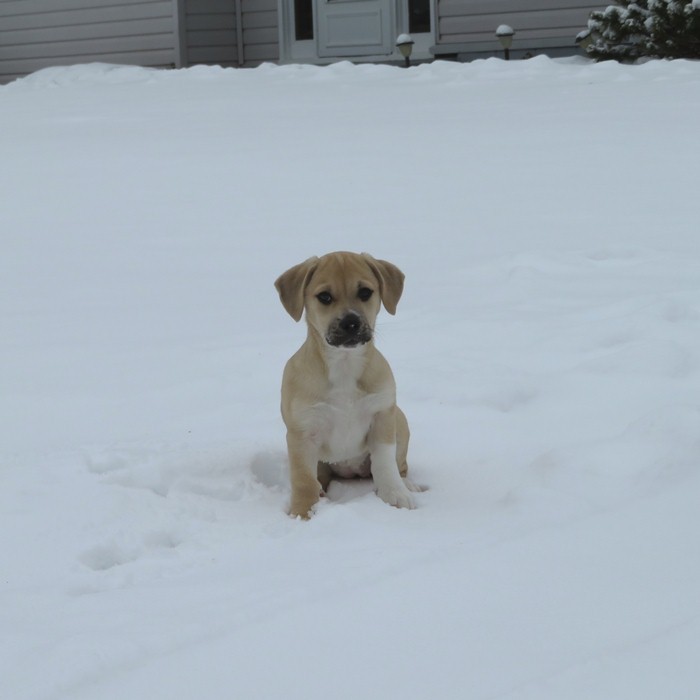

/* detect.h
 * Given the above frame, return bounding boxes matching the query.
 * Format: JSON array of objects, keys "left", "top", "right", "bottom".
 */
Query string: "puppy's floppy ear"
[
  {"left": 361, "top": 253, "right": 405, "bottom": 315},
  {"left": 275, "top": 256, "right": 319, "bottom": 321}
]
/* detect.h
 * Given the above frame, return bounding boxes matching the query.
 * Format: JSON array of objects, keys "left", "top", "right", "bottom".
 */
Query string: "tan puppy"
[{"left": 275, "top": 251, "right": 417, "bottom": 518}]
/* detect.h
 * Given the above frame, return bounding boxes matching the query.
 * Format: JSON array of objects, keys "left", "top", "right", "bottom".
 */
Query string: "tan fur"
[{"left": 275, "top": 251, "right": 416, "bottom": 518}]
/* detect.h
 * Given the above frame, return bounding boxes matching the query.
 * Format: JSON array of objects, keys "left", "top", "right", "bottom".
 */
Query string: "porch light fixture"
[
  {"left": 396, "top": 34, "right": 415, "bottom": 68},
  {"left": 575, "top": 29, "right": 593, "bottom": 52},
  {"left": 495, "top": 24, "right": 515, "bottom": 60}
]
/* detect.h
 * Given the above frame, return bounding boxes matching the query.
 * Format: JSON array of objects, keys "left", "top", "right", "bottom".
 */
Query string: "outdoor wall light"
[
  {"left": 575, "top": 29, "right": 593, "bottom": 51},
  {"left": 396, "top": 34, "right": 415, "bottom": 68},
  {"left": 496, "top": 24, "right": 515, "bottom": 60}
]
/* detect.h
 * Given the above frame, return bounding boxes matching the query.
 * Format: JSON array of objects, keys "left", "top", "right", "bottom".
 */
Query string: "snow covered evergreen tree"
[{"left": 581, "top": 1, "right": 700, "bottom": 60}]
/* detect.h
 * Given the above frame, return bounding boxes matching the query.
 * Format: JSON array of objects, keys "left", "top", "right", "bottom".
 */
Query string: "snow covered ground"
[{"left": 2, "top": 57, "right": 700, "bottom": 699}]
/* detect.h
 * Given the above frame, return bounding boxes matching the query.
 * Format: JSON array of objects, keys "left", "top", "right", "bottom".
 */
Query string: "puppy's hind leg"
[
  {"left": 317, "top": 461, "right": 333, "bottom": 494},
  {"left": 396, "top": 406, "right": 410, "bottom": 478},
  {"left": 396, "top": 406, "right": 424, "bottom": 493}
]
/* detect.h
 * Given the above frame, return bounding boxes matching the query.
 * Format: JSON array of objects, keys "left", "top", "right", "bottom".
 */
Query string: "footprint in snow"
[{"left": 79, "top": 531, "right": 181, "bottom": 572}]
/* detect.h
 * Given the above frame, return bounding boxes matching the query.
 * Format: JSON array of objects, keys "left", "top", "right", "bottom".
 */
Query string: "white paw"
[{"left": 376, "top": 484, "right": 416, "bottom": 510}]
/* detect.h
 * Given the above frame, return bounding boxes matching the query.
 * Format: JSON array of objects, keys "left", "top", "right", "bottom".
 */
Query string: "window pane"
[
  {"left": 295, "top": 0, "right": 314, "bottom": 41},
  {"left": 409, "top": 0, "right": 430, "bottom": 34}
]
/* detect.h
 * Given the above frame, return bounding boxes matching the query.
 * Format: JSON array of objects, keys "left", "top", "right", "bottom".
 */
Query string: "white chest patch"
[{"left": 303, "top": 348, "right": 393, "bottom": 475}]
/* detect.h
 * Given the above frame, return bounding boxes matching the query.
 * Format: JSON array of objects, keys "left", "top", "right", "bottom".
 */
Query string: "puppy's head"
[{"left": 274, "top": 252, "right": 404, "bottom": 349}]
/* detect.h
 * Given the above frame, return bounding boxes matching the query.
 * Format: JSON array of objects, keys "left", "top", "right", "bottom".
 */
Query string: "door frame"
[{"left": 278, "top": 0, "right": 436, "bottom": 64}]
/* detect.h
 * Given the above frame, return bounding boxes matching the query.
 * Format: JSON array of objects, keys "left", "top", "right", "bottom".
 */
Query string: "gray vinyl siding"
[
  {"left": 435, "top": 0, "right": 606, "bottom": 57},
  {"left": 181, "top": 0, "right": 278, "bottom": 67},
  {"left": 183, "top": 0, "right": 239, "bottom": 66},
  {"left": 240, "top": 0, "right": 278, "bottom": 64},
  {"left": 0, "top": 0, "right": 179, "bottom": 83}
]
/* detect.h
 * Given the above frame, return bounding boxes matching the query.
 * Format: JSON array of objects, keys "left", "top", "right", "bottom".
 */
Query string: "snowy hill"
[{"left": 2, "top": 57, "right": 700, "bottom": 699}]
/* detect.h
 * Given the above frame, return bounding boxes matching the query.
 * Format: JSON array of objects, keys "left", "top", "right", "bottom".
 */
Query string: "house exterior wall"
[
  {"left": 0, "top": 0, "right": 181, "bottom": 83},
  {"left": 434, "top": 0, "right": 605, "bottom": 58},
  {"left": 240, "top": 0, "right": 279, "bottom": 64},
  {"left": 0, "top": 0, "right": 280, "bottom": 84},
  {"left": 183, "top": 0, "right": 239, "bottom": 67},
  {"left": 0, "top": 0, "right": 608, "bottom": 84},
  {"left": 181, "top": 0, "right": 279, "bottom": 67}
]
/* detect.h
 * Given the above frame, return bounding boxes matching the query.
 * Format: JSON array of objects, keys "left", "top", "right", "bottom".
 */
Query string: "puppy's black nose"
[{"left": 339, "top": 313, "right": 362, "bottom": 335}]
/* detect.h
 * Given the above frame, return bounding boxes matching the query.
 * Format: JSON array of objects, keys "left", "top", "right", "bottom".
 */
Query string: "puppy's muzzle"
[{"left": 326, "top": 312, "right": 373, "bottom": 348}]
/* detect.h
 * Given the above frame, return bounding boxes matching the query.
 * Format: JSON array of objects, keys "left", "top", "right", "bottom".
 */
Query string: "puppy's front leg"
[
  {"left": 370, "top": 408, "right": 415, "bottom": 510},
  {"left": 286, "top": 431, "right": 322, "bottom": 519}
]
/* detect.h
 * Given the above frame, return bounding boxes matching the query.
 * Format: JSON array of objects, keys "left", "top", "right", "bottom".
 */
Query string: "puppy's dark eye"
[
  {"left": 358, "top": 287, "right": 373, "bottom": 302},
  {"left": 316, "top": 291, "right": 333, "bottom": 305}
]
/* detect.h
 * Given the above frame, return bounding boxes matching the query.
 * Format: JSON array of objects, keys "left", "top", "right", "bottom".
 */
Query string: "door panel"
[{"left": 317, "top": 0, "right": 394, "bottom": 57}]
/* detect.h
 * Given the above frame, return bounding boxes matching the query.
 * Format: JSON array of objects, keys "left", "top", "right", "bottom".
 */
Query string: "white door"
[{"left": 316, "top": 0, "right": 394, "bottom": 58}]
